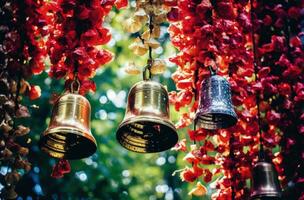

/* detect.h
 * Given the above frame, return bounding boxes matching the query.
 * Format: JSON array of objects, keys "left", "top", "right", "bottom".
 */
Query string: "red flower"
[
  {"left": 288, "top": 7, "right": 301, "bottom": 19},
  {"left": 167, "top": 8, "right": 180, "bottom": 22},
  {"left": 51, "top": 165, "right": 64, "bottom": 179},
  {"left": 172, "top": 139, "right": 187, "bottom": 152},
  {"left": 58, "top": 159, "right": 71, "bottom": 174},
  {"left": 79, "top": 80, "right": 96, "bottom": 94},
  {"left": 29, "top": 85, "right": 41, "bottom": 100},
  {"left": 204, "top": 169, "right": 213, "bottom": 183},
  {"left": 282, "top": 64, "right": 301, "bottom": 79},
  {"left": 80, "top": 28, "right": 111, "bottom": 46},
  {"left": 51, "top": 159, "right": 71, "bottom": 179},
  {"left": 77, "top": 5, "right": 91, "bottom": 20},
  {"left": 263, "top": 15, "right": 272, "bottom": 26},
  {"left": 95, "top": 49, "right": 113, "bottom": 65},
  {"left": 114, "top": 0, "right": 128, "bottom": 9},
  {"left": 196, "top": 0, "right": 212, "bottom": 20},
  {"left": 215, "top": 1, "right": 236, "bottom": 19},
  {"left": 258, "top": 67, "right": 271, "bottom": 78},
  {"left": 200, "top": 155, "right": 215, "bottom": 165},
  {"left": 180, "top": 165, "right": 203, "bottom": 182},
  {"left": 278, "top": 83, "right": 291, "bottom": 96},
  {"left": 188, "top": 129, "right": 207, "bottom": 141},
  {"left": 266, "top": 110, "right": 281, "bottom": 125}
]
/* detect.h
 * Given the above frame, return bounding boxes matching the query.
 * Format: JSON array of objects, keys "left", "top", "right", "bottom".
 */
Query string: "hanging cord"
[
  {"left": 14, "top": 73, "right": 22, "bottom": 112},
  {"left": 250, "top": 0, "right": 264, "bottom": 160},
  {"left": 70, "top": 63, "right": 80, "bottom": 94},
  {"left": 284, "top": 0, "right": 292, "bottom": 55},
  {"left": 208, "top": 65, "right": 218, "bottom": 76},
  {"left": 143, "top": 14, "right": 154, "bottom": 81}
]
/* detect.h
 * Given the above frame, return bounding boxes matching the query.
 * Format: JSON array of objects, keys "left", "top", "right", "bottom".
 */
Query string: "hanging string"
[
  {"left": 208, "top": 65, "right": 217, "bottom": 76},
  {"left": 70, "top": 62, "right": 80, "bottom": 94},
  {"left": 143, "top": 14, "right": 154, "bottom": 81},
  {"left": 250, "top": 0, "right": 264, "bottom": 159},
  {"left": 14, "top": 72, "right": 22, "bottom": 112},
  {"left": 283, "top": 0, "right": 292, "bottom": 55}
]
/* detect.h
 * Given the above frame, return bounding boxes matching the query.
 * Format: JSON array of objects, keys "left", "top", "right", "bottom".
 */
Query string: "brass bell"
[
  {"left": 116, "top": 80, "right": 178, "bottom": 153},
  {"left": 39, "top": 93, "right": 97, "bottom": 159},
  {"left": 250, "top": 159, "right": 282, "bottom": 200},
  {"left": 195, "top": 74, "right": 237, "bottom": 130}
]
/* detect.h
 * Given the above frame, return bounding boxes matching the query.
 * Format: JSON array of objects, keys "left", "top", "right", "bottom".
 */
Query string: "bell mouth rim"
[
  {"left": 117, "top": 116, "right": 177, "bottom": 132},
  {"left": 195, "top": 112, "right": 238, "bottom": 130},
  {"left": 250, "top": 192, "right": 282, "bottom": 199},
  {"left": 116, "top": 117, "right": 178, "bottom": 153},
  {"left": 40, "top": 128, "right": 97, "bottom": 160}
]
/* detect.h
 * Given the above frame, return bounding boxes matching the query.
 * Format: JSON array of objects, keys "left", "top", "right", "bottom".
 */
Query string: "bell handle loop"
[
  {"left": 70, "top": 78, "right": 80, "bottom": 94},
  {"left": 143, "top": 60, "right": 152, "bottom": 81},
  {"left": 208, "top": 65, "right": 217, "bottom": 76}
]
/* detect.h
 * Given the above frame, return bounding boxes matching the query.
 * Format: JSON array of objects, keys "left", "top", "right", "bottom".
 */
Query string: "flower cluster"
[
  {"left": 39, "top": 0, "right": 127, "bottom": 94},
  {"left": 123, "top": 0, "right": 172, "bottom": 76},
  {"left": 0, "top": 0, "right": 45, "bottom": 197},
  {"left": 166, "top": 0, "right": 303, "bottom": 199}
]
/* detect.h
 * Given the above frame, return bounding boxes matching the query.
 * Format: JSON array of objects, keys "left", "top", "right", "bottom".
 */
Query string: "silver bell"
[
  {"left": 250, "top": 160, "right": 282, "bottom": 200},
  {"left": 195, "top": 74, "right": 237, "bottom": 130}
]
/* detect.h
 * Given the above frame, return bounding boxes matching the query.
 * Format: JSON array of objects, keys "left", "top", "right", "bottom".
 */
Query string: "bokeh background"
[{"left": 12, "top": 5, "right": 208, "bottom": 200}]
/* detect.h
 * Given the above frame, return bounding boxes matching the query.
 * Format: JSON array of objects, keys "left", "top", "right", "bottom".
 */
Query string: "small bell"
[
  {"left": 39, "top": 93, "right": 97, "bottom": 159},
  {"left": 195, "top": 74, "right": 237, "bottom": 130},
  {"left": 116, "top": 80, "right": 178, "bottom": 153},
  {"left": 2, "top": 186, "right": 18, "bottom": 200},
  {"left": 250, "top": 158, "right": 282, "bottom": 200}
]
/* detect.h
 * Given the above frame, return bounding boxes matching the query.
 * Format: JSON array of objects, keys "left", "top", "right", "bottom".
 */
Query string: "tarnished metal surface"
[
  {"left": 195, "top": 74, "right": 237, "bottom": 130},
  {"left": 250, "top": 161, "right": 282, "bottom": 200}
]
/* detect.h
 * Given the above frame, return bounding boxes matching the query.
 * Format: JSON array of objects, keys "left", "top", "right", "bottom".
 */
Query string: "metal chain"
[{"left": 70, "top": 61, "right": 80, "bottom": 94}]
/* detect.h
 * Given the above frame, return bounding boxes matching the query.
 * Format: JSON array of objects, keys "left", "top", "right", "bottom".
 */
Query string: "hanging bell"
[
  {"left": 2, "top": 186, "right": 18, "bottom": 200},
  {"left": 195, "top": 74, "right": 237, "bottom": 130},
  {"left": 116, "top": 80, "right": 178, "bottom": 153},
  {"left": 250, "top": 160, "right": 282, "bottom": 200},
  {"left": 39, "top": 93, "right": 97, "bottom": 160}
]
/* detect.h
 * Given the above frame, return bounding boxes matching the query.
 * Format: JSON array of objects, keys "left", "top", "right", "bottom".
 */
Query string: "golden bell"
[
  {"left": 250, "top": 160, "right": 282, "bottom": 200},
  {"left": 116, "top": 80, "right": 178, "bottom": 153},
  {"left": 39, "top": 93, "right": 97, "bottom": 160}
]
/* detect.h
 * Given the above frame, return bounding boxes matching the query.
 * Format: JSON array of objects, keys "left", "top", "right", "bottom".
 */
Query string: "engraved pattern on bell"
[
  {"left": 195, "top": 74, "right": 238, "bottom": 130},
  {"left": 250, "top": 161, "right": 282, "bottom": 200},
  {"left": 39, "top": 93, "right": 97, "bottom": 160},
  {"left": 116, "top": 80, "right": 178, "bottom": 153}
]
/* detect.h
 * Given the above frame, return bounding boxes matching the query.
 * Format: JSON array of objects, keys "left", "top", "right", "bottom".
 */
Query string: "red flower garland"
[
  {"left": 254, "top": 0, "right": 304, "bottom": 198},
  {"left": 39, "top": 0, "right": 127, "bottom": 94},
  {"left": 0, "top": 0, "right": 45, "bottom": 197},
  {"left": 166, "top": 0, "right": 304, "bottom": 199},
  {"left": 37, "top": 0, "right": 127, "bottom": 177}
]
